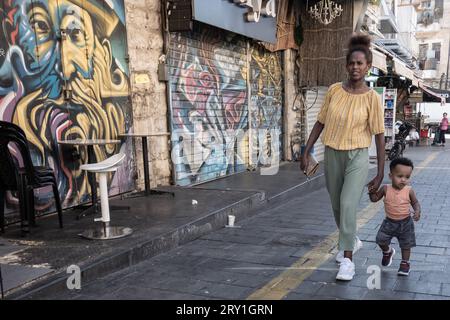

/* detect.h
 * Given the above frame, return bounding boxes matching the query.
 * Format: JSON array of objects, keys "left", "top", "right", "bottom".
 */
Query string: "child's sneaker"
[
  {"left": 381, "top": 247, "right": 395, "bottom": 267},
  {"left": 398, "top": 261, "right": 410, "bottom": 276}
]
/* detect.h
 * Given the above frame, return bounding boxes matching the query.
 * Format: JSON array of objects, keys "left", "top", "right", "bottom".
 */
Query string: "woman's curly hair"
[{"left": 346, "top": 34, "right": 373, "bottom": 65}]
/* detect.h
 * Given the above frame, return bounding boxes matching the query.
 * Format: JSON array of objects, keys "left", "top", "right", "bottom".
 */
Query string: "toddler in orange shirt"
[{"left": 369, "top": 157, "right": 421, "bottom": 276}]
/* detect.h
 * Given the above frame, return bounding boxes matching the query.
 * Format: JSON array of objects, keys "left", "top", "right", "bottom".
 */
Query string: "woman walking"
[{"left": 301, "top": 35, "right": 385, "bottom": 281}]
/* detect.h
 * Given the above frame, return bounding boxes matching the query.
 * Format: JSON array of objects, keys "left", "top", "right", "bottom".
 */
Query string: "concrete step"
[{"left": 4, "top": 162, "right": 326, "bottom": 300}]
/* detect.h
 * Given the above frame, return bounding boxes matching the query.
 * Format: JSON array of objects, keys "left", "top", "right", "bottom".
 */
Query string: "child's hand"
[{"left": 413, "top": 211, "right": 421, "bottom": 221}]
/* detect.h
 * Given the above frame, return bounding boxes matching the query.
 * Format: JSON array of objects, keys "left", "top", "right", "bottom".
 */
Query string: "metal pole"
[
  {"left": 446, "top": 32, "right": 450, "bottom": 90},
  {"left": 87, "top": 145, "right": 97, "bottom": 212},
  {"left": 247, "top": 41, "right": 254, "bottom": 168},
  {"left": 161, "top": 0, "right": 175, "bottom": 185},
  {"left": 142, "top": 136, "right": 151, "bottom": 195}
]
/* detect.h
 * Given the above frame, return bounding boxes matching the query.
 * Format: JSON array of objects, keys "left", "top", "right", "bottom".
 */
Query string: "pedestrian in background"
[
  {"left": 408, "top": 128, "right": 420, "bottom": 146},
  {"left": 301, "top": 34, "right": 385, "bottom": 281},
  {"left": 439, "top": 112, "right": 448, "bottom": 147},
  {"left": 368, "top": 157, "right": 421, "bottom": 276}
]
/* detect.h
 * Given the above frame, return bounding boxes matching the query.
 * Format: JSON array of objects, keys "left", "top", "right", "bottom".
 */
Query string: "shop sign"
[
  {"left": 192, "top": 0, "right": 277, "bottom": 43},
  {"left": 233, "top": 0, "right": 277, "bottom": 22}
]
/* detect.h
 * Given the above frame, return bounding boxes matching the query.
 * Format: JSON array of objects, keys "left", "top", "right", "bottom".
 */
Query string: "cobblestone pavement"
[{"left": 40, "top": 145, "right": 450, "bottom": 300}]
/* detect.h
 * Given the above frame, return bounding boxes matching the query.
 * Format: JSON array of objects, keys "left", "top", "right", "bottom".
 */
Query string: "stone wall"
[
  {"left": 283, "top": 49, "right": 300, "bottom": 161},
  {"left": 124, "top": 0, "right": 172, "bottom": 188},
  {"left": 124, "top": 0, "right": 301, "bottom": 188}
]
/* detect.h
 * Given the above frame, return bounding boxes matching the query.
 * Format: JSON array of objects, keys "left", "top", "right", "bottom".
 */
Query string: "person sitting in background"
[{"left": 408, "top": 128, "right": 420, "bottom": 146}]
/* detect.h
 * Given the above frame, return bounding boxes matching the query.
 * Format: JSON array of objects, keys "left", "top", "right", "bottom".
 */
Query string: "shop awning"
[
  {"left": 419, "top": 82, "right": 450, "bottom": 103},
  {"left": 393, "top": 57, "right": 415, "bottom": 81},
  {"left": 371, "top": 48, "right": 387, "bottom": 73}
]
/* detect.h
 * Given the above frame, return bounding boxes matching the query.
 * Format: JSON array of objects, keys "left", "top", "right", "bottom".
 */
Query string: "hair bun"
[{"left": 348, "top": 34, "right": 371, "bottom": 49}]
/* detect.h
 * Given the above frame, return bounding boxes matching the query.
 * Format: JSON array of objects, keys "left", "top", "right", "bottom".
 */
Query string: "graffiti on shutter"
[
  {"left": 249, "top": 47, "right": 283, "bottom": 170},
  {"left": 0, "top": 0, "right": 133, "bottom": 219},
  {"left": 169, "top": 30, "right": 249, "bottom": 185}
]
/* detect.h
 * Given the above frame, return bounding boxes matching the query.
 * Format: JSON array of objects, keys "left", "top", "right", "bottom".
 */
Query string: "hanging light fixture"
[{"left": 309, "top": 0, "right": 343, "bottom": 25}]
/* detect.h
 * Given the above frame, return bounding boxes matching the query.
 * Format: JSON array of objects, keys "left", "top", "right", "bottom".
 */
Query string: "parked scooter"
[{"left": 388, "top": 121, "right": 414, "bottom": 161}]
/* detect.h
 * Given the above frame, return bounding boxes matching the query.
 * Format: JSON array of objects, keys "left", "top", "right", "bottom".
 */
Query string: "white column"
[{"left": 98, "top": 172, "right": 110, "bottom": 224}]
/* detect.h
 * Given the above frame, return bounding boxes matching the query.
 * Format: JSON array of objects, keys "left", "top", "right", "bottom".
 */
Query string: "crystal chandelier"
[{"left": 309, "top": 0, "right": 343, "bottom": 25}]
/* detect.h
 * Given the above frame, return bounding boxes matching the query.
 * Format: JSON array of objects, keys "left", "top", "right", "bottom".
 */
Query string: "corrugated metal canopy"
[
  {"left": 371, "top": 48, "right": 387, "bottom": 73},
  {"left": 419, "top": 83, "right": 450, "bottom": 103},
  {"left": 393, "top": 57, "right": 415, "bottom": 81}
]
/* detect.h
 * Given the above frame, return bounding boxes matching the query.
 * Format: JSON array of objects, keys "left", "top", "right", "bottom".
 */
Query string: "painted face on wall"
[
  {"left": 57, "top": 1, "right": 95, "bottom": 81},
  {"left": 1, "top": 1, "right": 56, "bottom": 96},
  {"left": 4, "top": 0, "right": 98, "bottom": 97},
  {"left": 0, "top": 0, "right": 130, "bottom": 210}
]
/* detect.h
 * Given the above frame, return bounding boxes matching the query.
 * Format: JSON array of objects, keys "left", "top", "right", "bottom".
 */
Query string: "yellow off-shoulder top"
[{"left": 317, "top": 82, "right": 385, "bottom": 150}]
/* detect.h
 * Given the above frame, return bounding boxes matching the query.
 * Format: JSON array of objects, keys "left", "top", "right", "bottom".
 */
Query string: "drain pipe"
[{"left": 160, "top": 0, "right": 175, "bottom": 185}]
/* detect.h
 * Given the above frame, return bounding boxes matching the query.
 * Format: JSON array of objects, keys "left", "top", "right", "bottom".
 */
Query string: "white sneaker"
[
  {"left": 336, "top": 258, "right": 355, "bottom": 281},
  {"left": 335, "top": 237, "right": 363, "bottom": 263}
]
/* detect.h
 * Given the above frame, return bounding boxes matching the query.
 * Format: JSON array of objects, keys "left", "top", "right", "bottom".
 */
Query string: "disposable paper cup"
[{"left": 228, "top": 215, "right": 235, "bottom": 227}]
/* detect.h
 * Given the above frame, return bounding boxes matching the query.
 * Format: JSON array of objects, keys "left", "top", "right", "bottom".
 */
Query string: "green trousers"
[{"left": 324, "top": 146, "right": 369, "bottom": 251}]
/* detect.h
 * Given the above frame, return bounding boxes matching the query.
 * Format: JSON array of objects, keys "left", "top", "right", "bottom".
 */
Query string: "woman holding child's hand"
[{"left": 301, "top": 34, "right": 385, "bottom": 281}]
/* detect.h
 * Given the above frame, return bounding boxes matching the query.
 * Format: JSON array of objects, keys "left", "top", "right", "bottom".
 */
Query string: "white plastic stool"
[{"left": 79, "top": 153, "right": 132, "bottom": 240}]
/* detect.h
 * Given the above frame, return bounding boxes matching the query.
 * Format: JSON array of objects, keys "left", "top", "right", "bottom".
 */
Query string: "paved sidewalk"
[
  {"left": 286, "top": 150, "right": 450, "bottom": 300},
  {"left": 1, "top": 162, "right": 324, "bottom": 299},
  {"left": 28, "top": 145, "right": 450, "bottom": 300}
]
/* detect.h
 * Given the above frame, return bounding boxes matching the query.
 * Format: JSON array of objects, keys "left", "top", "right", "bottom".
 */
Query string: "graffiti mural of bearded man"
[{"left": 0, "top": 0, "right": 132, "bottom": 211}]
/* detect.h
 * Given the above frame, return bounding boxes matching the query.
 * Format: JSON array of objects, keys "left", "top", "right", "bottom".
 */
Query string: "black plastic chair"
[
  {"left": 0, "top": 121, "right": 63, "bottom": 234},
  {"left": 0, "top": 130, "right": 28, "bottom": 233}
]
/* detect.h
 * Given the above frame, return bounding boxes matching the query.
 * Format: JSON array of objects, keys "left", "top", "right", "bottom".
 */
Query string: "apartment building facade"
[{"left": 414, "top": 0, "right": 450, "bottom": 89}]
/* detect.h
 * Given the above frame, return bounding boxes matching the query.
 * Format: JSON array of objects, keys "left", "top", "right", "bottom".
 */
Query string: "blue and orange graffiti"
[{"left": 0, "top": 0, "right": 133, "bottom": 217}]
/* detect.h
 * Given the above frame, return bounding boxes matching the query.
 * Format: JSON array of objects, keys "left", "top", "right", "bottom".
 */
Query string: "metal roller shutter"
[
  {"left": 305, "top": 87, "right": 328, "bottom": 162},
  {"left": 169, "top": 31, "right": 250, "bottom": 186},
  {"left": 249, "top": 47, "right": 283, "bottom": 168},
  {"left": 169, "top": 28, "right": 284, "bottom": 186}
]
